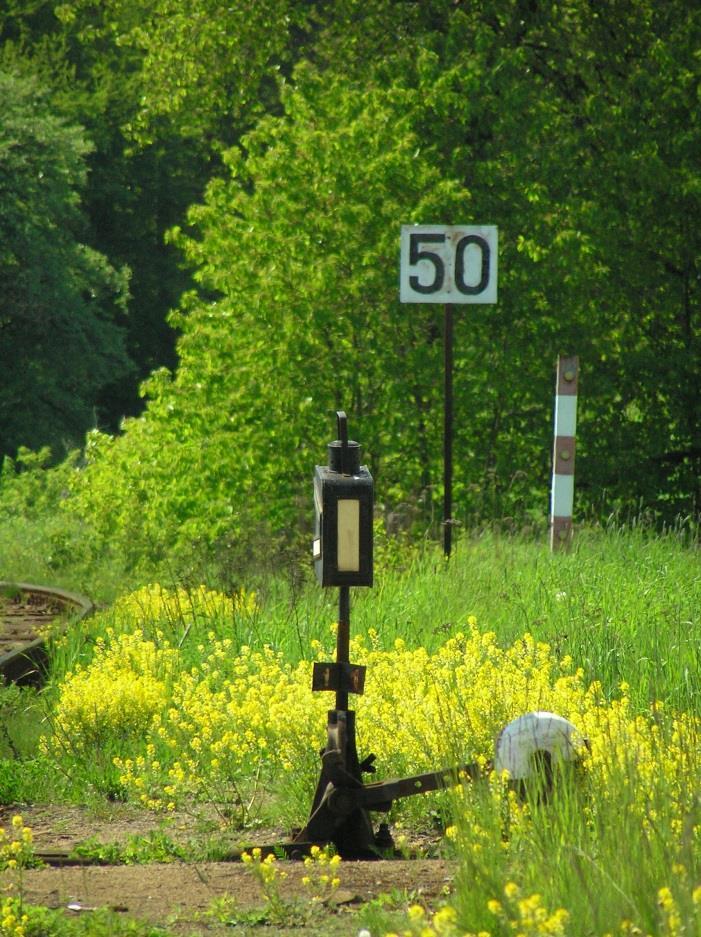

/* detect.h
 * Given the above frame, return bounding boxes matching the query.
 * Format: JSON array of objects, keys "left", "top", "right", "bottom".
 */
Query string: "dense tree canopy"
[
  {"left": 0, "top": 0, "right": 700, "bottom": 576},
  {"left": 0, "top": 0, "right": 206, "bottom": 429},
  {"left": 0, "top": 69, "right": 131, "bottom": 456},
  {"left": 64, "top": 0, "right": 701, "bottom": 573}
]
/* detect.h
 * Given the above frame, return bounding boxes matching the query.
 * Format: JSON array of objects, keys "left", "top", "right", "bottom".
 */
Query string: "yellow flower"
[{"left": 432, "top": 905, "right": 457, "bottom": 932}]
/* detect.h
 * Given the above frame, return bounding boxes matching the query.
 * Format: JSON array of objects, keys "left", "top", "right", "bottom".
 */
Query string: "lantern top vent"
[{"left": 327, "top": 411, "right": 361, "bottom": 475}]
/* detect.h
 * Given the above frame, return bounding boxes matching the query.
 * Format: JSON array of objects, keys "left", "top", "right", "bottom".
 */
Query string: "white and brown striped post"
[{"left": 550, "top": 356, "right": 579, "bottom": 552}]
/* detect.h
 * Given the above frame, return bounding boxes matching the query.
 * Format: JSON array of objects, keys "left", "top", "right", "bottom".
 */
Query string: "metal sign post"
[
  {"left": 400, "top": 225, "right": 498, "bottom": 556},
  {"left": 443, "top": 303, "right": 454, "bottom": 557},
  {"left": 550, "top": 356, "right": 579, "bottom": 551}
]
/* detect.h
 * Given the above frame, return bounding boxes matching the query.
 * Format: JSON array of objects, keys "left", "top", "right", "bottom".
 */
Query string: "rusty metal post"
[
  {"left": 443, "top": 304, "right": 454, "bottom": 557},
  {"left": 550, "top": 356, "right": 579, "bottom": 551}
]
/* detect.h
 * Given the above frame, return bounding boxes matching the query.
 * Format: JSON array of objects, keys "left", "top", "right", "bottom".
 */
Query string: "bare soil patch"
[
  {"left": 5, "top": 858, "right": 454, "bottom": 934},
  {"left": 0, "top": 804, "right": 455, "bottom": 935}
]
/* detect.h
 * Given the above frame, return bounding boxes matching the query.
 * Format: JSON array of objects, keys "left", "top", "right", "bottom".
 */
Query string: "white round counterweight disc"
[{"left": 494, "top": 711, "right": 585, "bottom": 780}]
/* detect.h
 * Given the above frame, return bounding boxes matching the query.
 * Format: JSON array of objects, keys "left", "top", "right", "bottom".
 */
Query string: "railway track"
[{"left": 0, "top": 582, "right": 93, "bottom": 684}]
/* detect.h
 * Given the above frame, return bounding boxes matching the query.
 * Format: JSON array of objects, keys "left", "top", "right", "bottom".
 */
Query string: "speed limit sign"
[{"left": 400, "top": 225, "right": 498, "bottom": 304}]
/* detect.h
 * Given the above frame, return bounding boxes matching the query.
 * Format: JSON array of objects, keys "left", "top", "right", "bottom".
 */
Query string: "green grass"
[
  {"left": 3, "top": 488, "right": 700, "bottom": 718},
  {"left": 8, "top": 520, "right": 701, "bottom": 713},
  {"left": 0, "top": 899, "right": 167, "bottom": 937},
  {"left": 1, "top": 522, "right": 695, "bottom": 825},
  {"left": 3, "top": 522, "right": 701, "bottom": 936},
  {"left": 247, "top": 524, "right": 701, "bottom": 714}
]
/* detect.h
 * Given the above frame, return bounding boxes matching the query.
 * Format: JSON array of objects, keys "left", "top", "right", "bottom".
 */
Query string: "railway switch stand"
[
  {"left": 252, "top": 412, "right": 584, "bottom": 861},
  {"left": 291, "top": 412, "right": 479, "bottom": 857}
]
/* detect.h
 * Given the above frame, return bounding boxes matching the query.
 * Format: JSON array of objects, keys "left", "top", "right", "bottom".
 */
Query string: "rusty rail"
[{"left": 0, "top": 582, "right": 93, "bottom": 684}]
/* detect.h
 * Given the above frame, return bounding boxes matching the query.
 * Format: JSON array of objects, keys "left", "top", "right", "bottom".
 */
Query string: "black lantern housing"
[{"left": 313, "top": 412, "right": 373, "bottom": 587}]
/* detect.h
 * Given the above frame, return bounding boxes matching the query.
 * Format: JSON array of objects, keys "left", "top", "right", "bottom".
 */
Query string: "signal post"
[{"left": 399, "top": 225, "right": 498, "bottom": 556}]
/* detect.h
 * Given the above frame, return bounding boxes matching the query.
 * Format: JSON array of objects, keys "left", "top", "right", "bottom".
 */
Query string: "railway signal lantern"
[
  {"left": 313, "top": 412, "right": 373, "bottom": 587},
  {"left": 256, "top": 411, "right": 586, "bottom": 860}
]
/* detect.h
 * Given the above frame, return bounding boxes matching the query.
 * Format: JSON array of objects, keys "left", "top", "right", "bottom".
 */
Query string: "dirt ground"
[{"left": 0, "top": 804, "right": 456, "bottom": 936}]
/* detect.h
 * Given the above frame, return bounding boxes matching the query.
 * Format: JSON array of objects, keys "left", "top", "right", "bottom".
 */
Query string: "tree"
[
  {"left": 63, "top": 0, "right": 701, "bottom": 579},
  {"left": 50, "top": 0, "right": 305, "bottom": 146},
  {"left": 0, "top": 69, "right": 131, "bottom": 457},
  {"left": 0, "top": 0, "right": 209, "bottom": 428},
  {"left": 454, "top": 0, "right": 701, "bottom": 515}
]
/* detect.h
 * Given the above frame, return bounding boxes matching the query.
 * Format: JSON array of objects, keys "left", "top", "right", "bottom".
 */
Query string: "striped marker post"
[{"left": 550, "top": 356, "right": 579, "bottom": 552}]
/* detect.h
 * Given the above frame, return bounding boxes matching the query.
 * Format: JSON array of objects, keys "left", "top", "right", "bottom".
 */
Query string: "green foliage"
[
  {"left": 0, "top": 68, "right": 132, "bottom": 458},
  {"left": 0, "top": 1, "right": 205, "bottom": 433},
  {"left": 71, "top": 830, "right": 185, "bottom": 864},
  {"left": 0, "top": 684, "right": 69, "bottom": 805},
  {"left": 0, "top": 1, "right": 699, "bottom": 579},
  {"left": 0, "top": 897, "right": 170, "bottom": 937},
  {"left": 0, "top": 449, "right": 78, "bottom": 522},
  {"left": 54, "top": 0, "right": 303, "bottom": 144},
  {"left": 40, "top": 0, "right": 696, "bottom": 576},
  {"left": 0, "top": 447, "right": 129, "bottom": 599},
  {"left": 0, "top": 757, "right": 63, "bottom": 806},
  {"left": 63, "top": 61, "right": 489, "bottom": 566},
  {"left": 51, "top": 0, "right": 452, "bottom": 147}
]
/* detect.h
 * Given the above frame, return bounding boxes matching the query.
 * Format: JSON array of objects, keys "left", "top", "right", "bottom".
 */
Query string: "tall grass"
[
  {"left": 10, "top": 521, "right": 700, "bottom": 716},
  {"left": 3, "top": 522, "right": 701, "bottom": 935},
  {"left": 258, "top": 524, "right": 701, "bottom": 715}
]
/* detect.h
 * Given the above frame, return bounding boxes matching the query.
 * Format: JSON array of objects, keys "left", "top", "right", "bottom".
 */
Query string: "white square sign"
[{"left": 400, "top": 225, "right": 498, "bottom": 304}]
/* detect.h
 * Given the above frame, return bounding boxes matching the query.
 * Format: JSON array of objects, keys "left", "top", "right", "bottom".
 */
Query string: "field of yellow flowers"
[{"left": 3, "top": 529, "right": 701, "bottom": 935}]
